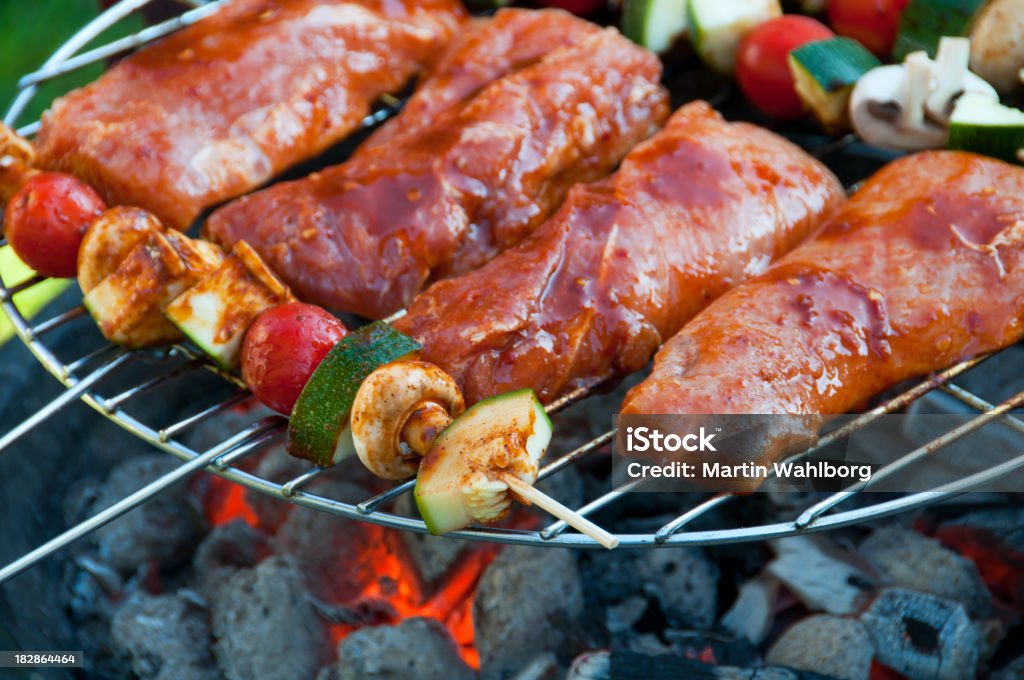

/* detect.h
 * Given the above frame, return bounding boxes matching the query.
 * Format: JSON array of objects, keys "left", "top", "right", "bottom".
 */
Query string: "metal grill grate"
[{"left": 3, "top": 0, "right": 1024, "bottom": 585}]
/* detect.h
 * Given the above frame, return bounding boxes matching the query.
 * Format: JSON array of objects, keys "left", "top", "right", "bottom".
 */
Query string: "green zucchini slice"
[
  {"left": 286, "top": 322, "right": 421, "bottom": 467},
  {"left": 789, "top": 37, "right": 881, "bottom": 133},
  {"left": 687, "top": 0, "right": 781, "bottom": 74},
  {"left": 164, "top": 241, "right": 293, "bottom": 370},
  {"left": 83, "top": 231, "right": 223, "bottom": 349},
  {"left": 948, "top": 93, "right": 1024, "bottom": 164},
  {"left": 892, "top": 0, "right": 986, "bottom": 60},
  {"left": 623, "top": 0, "right": 688, "bottom": 53},
  {"left": 414, "top": 389, "right": 553, "bottom": 535}
]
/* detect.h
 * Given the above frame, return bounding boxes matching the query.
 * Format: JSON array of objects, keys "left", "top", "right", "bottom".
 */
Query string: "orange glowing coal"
[{"left": 202, "top": 474, "right": 490, "bottom": 668}]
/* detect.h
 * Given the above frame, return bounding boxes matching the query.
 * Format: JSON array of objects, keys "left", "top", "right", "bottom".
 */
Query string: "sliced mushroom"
[
  {"left": 78, "top": 207, "right": 164, "bottom": 293},
  {"left": 350, "top": 360, "right": 465, "bottom": 480},
  {"left": 850, "top": 41, "right": 997, "bottom": 151},
  {"left": 0, "top": 122, "right": 35, "bottom": 203},
  {"left": 927, "top": 37, "right": 997, "bottom": 125}
]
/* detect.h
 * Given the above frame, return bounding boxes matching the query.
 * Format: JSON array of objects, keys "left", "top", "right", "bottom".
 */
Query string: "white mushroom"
[
  {"left": 971, "top": 0, "right": 1024, "bottom": 94},
  {"left": 927, "top": 37, "right": 997, "bottom": 125},
  {"left": 350, "top": 360, "right": 465, "bottom": 480},
  {"left": 0, "top": 122, "right": 35, "bottom": 203},
  {"left": 850, "top": 39, "right": 997, "bottom": 151},
  {"left": 78, "top": 207, "right": 164, "bottom": 293}
]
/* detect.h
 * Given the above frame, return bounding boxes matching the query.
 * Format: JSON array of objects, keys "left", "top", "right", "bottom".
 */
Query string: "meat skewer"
[
  {"left": 620, "top": 150, "right": 1024, "bottom": 487},
  {"left": 205, "top": 18, "right": 670, "bottom": 319},
  {"left": 34, "top": 0, "right": 467, "bottom": 230},
  {"left": 394, "top": 101, "right": 845, "bottom": 406},
  {"left": 324, "top": 103, "right": 842, "bottom": 541}
]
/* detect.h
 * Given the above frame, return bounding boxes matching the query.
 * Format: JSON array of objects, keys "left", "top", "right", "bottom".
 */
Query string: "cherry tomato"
[
  {"left": 242, "top": 302, "right": 347, "bottom": 414},
  {"left": 537, "top": 0, "right": 605, "bottom": 16},
  {"left": 4, "top": 172, "right": 106, "bottom": 278},
  {"left": 827, "top": 0, "right": 908, "bottom": 57},
  {"left": 736, "top": 16, "right": 835, "bottom": 120}
]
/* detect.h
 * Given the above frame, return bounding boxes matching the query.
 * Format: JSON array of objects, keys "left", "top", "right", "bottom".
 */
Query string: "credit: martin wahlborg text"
[{"left": 621, "top": 425, "right": 874, "bottom": 483}]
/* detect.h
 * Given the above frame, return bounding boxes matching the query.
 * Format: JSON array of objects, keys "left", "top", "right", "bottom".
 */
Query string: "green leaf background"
[{"left": 0, "top": 1, "right": 143, "bottom": 343}]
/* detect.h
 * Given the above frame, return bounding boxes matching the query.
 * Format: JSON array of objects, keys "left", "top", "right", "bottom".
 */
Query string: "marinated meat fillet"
[
  {"left": 361, "top": 8, "right": 602, "bottom": 151},
  {"left": 622, "top": 151, "right": 1024, "bottom": 474},
  {"left": 35, "top": 0, "right": 466, "bottom": 230},
  {"left": 206, "top": 23, "right": 669, "bottom": 318},
  {"left": 394, "top": 102, "right": 845, "bottom": 404}
]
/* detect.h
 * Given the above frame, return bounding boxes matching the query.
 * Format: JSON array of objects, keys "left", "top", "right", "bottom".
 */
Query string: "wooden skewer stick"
[{"left": 499, "top": 472, "right": 619, "bottom": 550}]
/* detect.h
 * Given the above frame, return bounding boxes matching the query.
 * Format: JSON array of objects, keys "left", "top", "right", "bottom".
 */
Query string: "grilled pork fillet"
[
  {"left": 360, "top": 8, "right": 603, "bottom": 151},
  {"left": 205, "top": 22, "right": 669, "bottom": 319},
  {"left": 621, "top": 151, "right": 1024, "bottom": 475},
  {"left": 394, "top": 102, "right": 845, "bottom": 404},
  {"left": 35, "top": 0, "right": 466, "bottom": 230}
]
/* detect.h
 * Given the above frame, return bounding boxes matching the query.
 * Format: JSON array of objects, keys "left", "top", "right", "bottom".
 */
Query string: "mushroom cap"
[
  {"left": 970, "top": 0, "right": 1024, "bottom": 94},
  {"left": 351, "top": 360, "right": 465, "bottom": 480},
  {"left": 850, "top": 64, "right": 947, "bottom": 151}
]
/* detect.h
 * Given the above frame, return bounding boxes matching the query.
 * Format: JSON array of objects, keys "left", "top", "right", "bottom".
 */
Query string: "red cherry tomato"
[
  {"left": 242, "top": 302, "right": 347, "bottom": 414},
  {"left": 537, "top": 0, "right": 605, "bottom": 16},
  {"left": 4, "top": 172, "right": 106, "bottom": 278},
  {"left": 736, "top": 16, "right": 835, "bottom": 120},
  {"left": 827, "top": 0, "right": 908, "bottom": 57}
]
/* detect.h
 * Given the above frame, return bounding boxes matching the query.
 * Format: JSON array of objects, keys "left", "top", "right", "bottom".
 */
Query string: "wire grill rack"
[{"left": 3, "top": 0, "right": 1024, "bottom": 584}]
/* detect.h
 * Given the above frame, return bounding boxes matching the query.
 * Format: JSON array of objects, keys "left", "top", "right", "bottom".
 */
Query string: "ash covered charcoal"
[
  {"left": 721, "top": 575, "right": 778, "bottom": 645},
  {"left": 767, "top": 536, "right": 875, "bottom": 616},
  {"left": 568, "top": 651, "right": 610, "bottom": 680},
  {"left": 241, "top": 444, "right": 385, "bottom": 532},
  {"left": 611, "top": 651, "right": 843, "bottom": 679},
  {"left": 110, "top": 591, "right": 218, "bottom": 680},
  {"left": 244, "top": 443, "right": 306, "bottom": 531},
  {"left": 766, "top": 615, "right": 874, "bottom": 680},
  {"left": 475, "top": 546, "right": 584, "bottom": 680},
  {"left": 93, "top": 454, "right": 208, "bottom": 572},
  {"left": 317, "top": 617, "right": 473, "bottom": 680},
  {"left": 533, "top": 466, "right": 585, "bottom": 516},
  {"left": 859, "top": 588, "right": 981, "bottom": 680},
  {"left": 953, "top": 344, "right": 1024, "bottom": 404},
  {"left": 210, "top": 554, "right": 328, "bottom": 680},
  {"left": 582, "top": 546, "right": 719, "bottom": 631},
  {"left": 859, "top": 525, "right": 991, "bottom": 618},
  {"left": 192, "top": 520, "right": 270, "bottom": 596},
  {"left": 185, "top": 401, "right": 277, "bottom": 458},
  {"left": 991, "top": 655, "right": 1024, "bottom": 680},
  {"left": 272, "top": 480, "right": 385, "bottom": 603},
  {"left": 394, "top": 494, "right": 468, "bottom": 588},
  {"left": 933, "top": 506, "right": 1024, "bottom": 605}
]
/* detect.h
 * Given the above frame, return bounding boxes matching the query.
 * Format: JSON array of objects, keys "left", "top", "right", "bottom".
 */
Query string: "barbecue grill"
[{"left": 3, "top": 0, "right": 1024, "bottom": 585}]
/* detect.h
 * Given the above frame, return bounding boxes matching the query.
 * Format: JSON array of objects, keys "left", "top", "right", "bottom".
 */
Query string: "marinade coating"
[
  {"left": 361, "top": 8, "right": 602, "bottom": 151},
  {"left": 622, "top": 151, "right": 1024, "bottom": 475},
  {"left": 35, "top": 0, "right": 466, "bottom": 229},
  {"left": 395, "top": 103, "right": 845, "bottom": 404},
  {"left": 206, "top": 24, "right": 669, "bottom": 318}
]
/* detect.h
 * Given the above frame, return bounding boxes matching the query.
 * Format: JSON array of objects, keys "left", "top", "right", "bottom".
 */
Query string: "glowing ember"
[
  {"left": 203, "top": 475, "right": 259, "bottom": 527},
  {"left": 203, "top": 475, "right": 489, "bottom": 668}
]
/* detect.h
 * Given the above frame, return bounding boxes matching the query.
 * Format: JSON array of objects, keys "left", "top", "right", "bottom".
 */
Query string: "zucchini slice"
[
  {"left": 892, "top": 0, "right": 986, "bottom": 61},
  {"left": 948, "top": 93, "right": 1024, "bottom": 163},
  {"left": 164, "top": 241, "right": 293, "bottom": 370},
  {"left": 789, "top": 38, "right": 881, "bottom": 133},
  {"left": 286, "top": 322, "right": 422, "bottom": 467},
  {"left": 83, "top": 232, "right": 223, "bottom": 348},
  {"left": 623, "top": 0, "right": 688, "bottom": 53},
  {"left": 687, "top": 0, "right": 781, "bottom": 74},
  {"left": 77, "top": 207, "right": 163, "bottom": 294},
  {"left": 414, "top": 389, "right": 553, "bottom": 535}
]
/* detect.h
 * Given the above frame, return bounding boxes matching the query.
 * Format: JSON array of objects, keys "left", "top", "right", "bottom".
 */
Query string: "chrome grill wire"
[{"left": 2, "top": 0, "right": 1024, "bottom": 585}]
